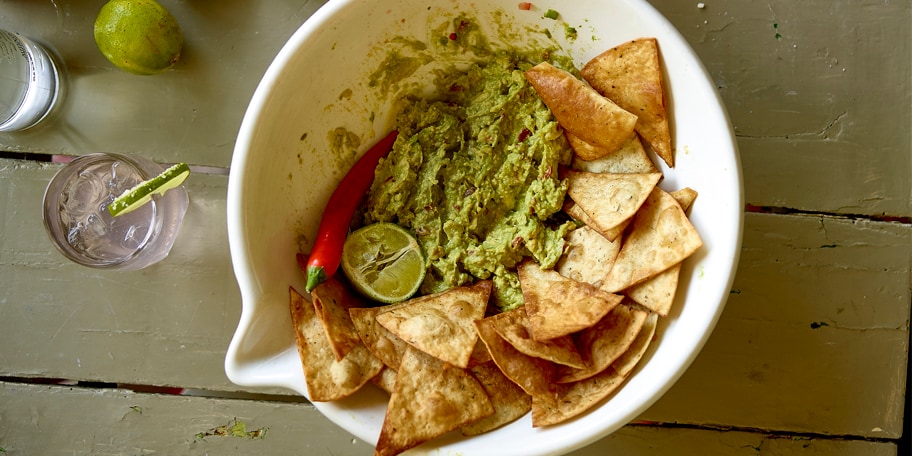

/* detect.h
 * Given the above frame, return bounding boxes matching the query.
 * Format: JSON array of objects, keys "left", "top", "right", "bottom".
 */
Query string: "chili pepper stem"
[{"left": 305, "top": 265, "right": 326, "bottom": 293}]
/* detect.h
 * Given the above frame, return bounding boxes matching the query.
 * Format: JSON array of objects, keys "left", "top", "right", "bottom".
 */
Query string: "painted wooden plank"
[
  {"left": 641, "top": 212, "right": 910, "bottom": 439},
  {"left": 0, "top": 381, "right": 369, "bottom": 456},
  {"left": 579, "top": 423, "right": 898, "bottom": 456},
  {"left": 649, "top": 0, "right": 911, "bottom": 218},
  {"left": 3, "top": 159, "right": 907, "bottom": 441},
  {"left": 0, "top": 381, "right": 898, "bottom": 456},
  {"left": 0, "top": 0, "right": 330, "bottom": 167}
]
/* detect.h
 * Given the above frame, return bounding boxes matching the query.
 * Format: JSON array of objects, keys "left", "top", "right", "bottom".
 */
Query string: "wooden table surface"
[{"left": 1, "top": 0, "right": 909, "bottom": 454}]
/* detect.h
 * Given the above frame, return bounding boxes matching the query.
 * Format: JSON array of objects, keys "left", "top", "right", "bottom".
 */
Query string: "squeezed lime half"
[{"left": 341, "top": 223, "right": 425, "bottom": 303}]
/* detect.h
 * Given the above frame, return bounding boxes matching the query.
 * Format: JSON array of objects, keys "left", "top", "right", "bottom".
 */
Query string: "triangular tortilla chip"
[
  {"left": 612, "top": 311, "right": 659, "bottom": 377},
  {"left": 525, "top": 62, "right": 637, "bottom": 155},
  {"left": 311, "top": 277, "right": 366, "bottom": 361},
  {"left": 467, "top": 338, "right": 494, "bottom": 367},
  {"left": 570, "top": 134, "right": 659, "bottom": 174},
  {"left": 625, "top": 263, "right": 680, "bottom": 316},
  {"left": 462, "top": 361, "right": 532, "bottom": 436},
  {"left": 556, "top": 302, "right": 648, "bottom": 383},
  {"left": 375, "top": 347, "right": 494, "bottom": 456},
  {"left": 555, "top": 225, "right": 621, "bottom": 286},
  {"left": 600, "top": 187, "right": 703, "bottom": 293},
  {"left": 623, "top": 188, "right": 697, "bottom": 315},
  {"left": 518, "top": 260, "right": 623, "bottom": 341},
  {"left": 349, "top": 302, "right": 411, "bottom": 370},
  {"left": 489, "top": 307, "right": 586, "bottom": 369},
  {"left": 565, "top": 131, "right": 609, "bottom": 161},
  {"left": 566, "top": 170, "right": 662, "bottom": 236},
  {"left": 531, "top": 364, "right": 627, "bottom": 427},
  {"left": 563, "top": 199, "right": 629, "bottom": 242},
  {"left": 670, "top": 186, "right": 698, "bottom": 213},
  {"left": 288, "top": 287, "right": 383, "bottom": 402},
  {"left": 370, "top": 366, "right": 398, "bottom": 395},
  {"left": 474, "top": 315, "right": 557, "bottom": 404},
  {"left": 375, "top": 280, "right": 491, "bottom": 368},
  {"left": 582, "top": 38, "right": 673, "bottom": 167}
]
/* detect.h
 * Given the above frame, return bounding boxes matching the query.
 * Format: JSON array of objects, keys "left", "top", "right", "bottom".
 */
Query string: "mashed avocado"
[{"left": 363, "top": 52, "right": 575, "bottom": 310}]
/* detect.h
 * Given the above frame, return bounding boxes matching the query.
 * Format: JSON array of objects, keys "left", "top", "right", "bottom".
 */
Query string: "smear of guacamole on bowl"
[{"left": 363, "top": 51, "right": 575, "bottom": 311}]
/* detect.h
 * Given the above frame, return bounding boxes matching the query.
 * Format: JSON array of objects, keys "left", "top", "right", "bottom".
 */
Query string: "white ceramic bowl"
[{"left": 226, "top": 0, "right": 743, "bottom": 454}]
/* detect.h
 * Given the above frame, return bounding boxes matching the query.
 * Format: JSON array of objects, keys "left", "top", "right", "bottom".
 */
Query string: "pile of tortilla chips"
[{"left": 288, "top": 37, "right": 703, "bottom": 456}]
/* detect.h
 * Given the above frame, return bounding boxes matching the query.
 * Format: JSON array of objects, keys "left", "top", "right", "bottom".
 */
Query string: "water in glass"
[{"left": 43, "top": 154, "right": 188, "bottom": 270}]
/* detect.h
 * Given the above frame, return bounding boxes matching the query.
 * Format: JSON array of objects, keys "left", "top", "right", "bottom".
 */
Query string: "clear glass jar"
[{"left": 0, "top": 29, "right": 64, "bottom": 131}]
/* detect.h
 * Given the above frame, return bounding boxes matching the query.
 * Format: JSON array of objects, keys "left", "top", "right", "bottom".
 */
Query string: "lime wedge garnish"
[
  {"left": 107, "top": 162, "right": 190, "bottom": 217},
  {"left": 341, "top": 223, "right": 426, "bottom": 303}
]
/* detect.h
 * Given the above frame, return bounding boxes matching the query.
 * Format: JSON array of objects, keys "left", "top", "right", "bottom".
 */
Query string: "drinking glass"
[{"left": 42, "top": 153, "right": 189, "bottom": 270}]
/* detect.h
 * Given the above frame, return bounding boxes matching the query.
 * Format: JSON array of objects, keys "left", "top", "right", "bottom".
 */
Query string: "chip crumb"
[{"left": 697, "top": 2, "right": 705, "bottom": 8}]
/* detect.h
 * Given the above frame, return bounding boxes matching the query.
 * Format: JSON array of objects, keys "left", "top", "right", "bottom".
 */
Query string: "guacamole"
[{"left": 363, "top": 52, "right": 575, "bottom": 310}]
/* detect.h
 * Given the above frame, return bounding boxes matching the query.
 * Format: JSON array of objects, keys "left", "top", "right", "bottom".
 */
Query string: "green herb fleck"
[
  {"left": 130, "top": 405, "right": 143, "bottom": 414},
  {"left": 564, "top": 25, "right": 577, "bottom": 40},
  {"left": 195, "top": 418, "right": 268, "bottom": 441},
  {"left": 773, "top": 22, "right": 782, "bottom": 39},
  {"left": 544, "top": 9, "right": 559, "bottom": 20}
]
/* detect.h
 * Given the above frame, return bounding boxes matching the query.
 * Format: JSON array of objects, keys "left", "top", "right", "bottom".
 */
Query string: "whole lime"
[{"left": 94, "top": 0, "right": 183, "bottom": 75}]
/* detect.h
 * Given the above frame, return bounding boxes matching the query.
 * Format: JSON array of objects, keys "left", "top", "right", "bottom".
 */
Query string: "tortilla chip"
[
  {"left": 670, "top": 186, "right": 698, "bottom": 213},
  {"left": 375, "top": 280, "right": 491, "bottom": 368},
  {"left": 467, "top": 338, "right": 493, "bottom": 367},
  {"left": 566, "top": 170, "right": 662, "bottom": 236},
  {"left": 311, "top": 277, "right": 366, "bottom": 361},
  {"left": 570, "top": 134, "right": 659, "bottom": 174},
  {"left": 518, "top": 260, "right": 623, "bottom": 341},
  {"left": 375, "top": 347, "right": 494, "bottom": 456},
  {"left": 489, "top": 307, "right": 586, "bottom": 369},
  {"left": 474, "top": 315, "right": 557, "bottom": 404},
  {"left": 525, "top": 62, "right": 637, "bottom": 155},
  {"left": 563, "top": 199, "right": 629, "bottom": 242},
  {"left": 565, "top": 131, "right": 609, "bottom": 161},
  {"left": 531, "top": 365, "right": 627, "bottom": 427},
  {"left": 555, "top": 225, "right": 621, "bottom": 286},
  {"left": 288, "top": 287, "right": 383, "bottom": 402},
  {"left": 462, "top": 361, "right": 532, "bottom": 436},
  {"left": 623, "top": 187, "right": 697, "bottom": 314},
  {"left": 612, "top": 311, "right": 659, "bottom": 377},
  {"left": 600, "top": 187, "right": 703, "bottom": 293},
  {"left": 582, "top": 38, "right": 673, "bottom": 167},
  {"left": 556, "top": 302, "right": 648, "bottom": 383},
  {"left": 370, "top": 366, "right": 398, "bottom": 395},
  {"left": 349, "top": 303, "right": 411, "bottom": 370},
  {"left": 624, "top": 263, "right": 680, "bottom": 316}
]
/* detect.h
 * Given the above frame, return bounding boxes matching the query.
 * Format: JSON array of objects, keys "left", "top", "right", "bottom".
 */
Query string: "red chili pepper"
[
  {"left": 518, "top": 2, "right": 533, "bottom": 11},
  {"left": 304, "top": 130, "right": 399, "bottom": 292}
]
